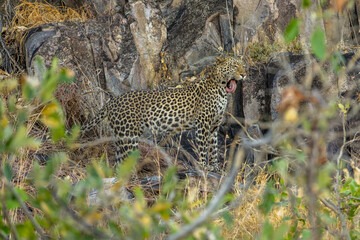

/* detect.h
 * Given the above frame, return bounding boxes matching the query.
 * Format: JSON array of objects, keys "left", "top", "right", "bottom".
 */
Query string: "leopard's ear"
[{"left": 215, "top": 56, "right": 226, "bottom": 63}]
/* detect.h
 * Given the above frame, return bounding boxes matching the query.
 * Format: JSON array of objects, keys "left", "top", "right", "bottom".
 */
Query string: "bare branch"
[
  {"left": 3, "top": 178, "right": 49, "bottom": 240},
  {"left": 321, "top": 199, "right": 351, "bottom": 240},
  {"left": 168, "top": 149, "right": 245, "bottom": 240},
  {"left": 0, "top": 230, "right": 8, "bottom": 240},
  {"left": 0, "top": 192, "right": 19, "bottom": 240}
]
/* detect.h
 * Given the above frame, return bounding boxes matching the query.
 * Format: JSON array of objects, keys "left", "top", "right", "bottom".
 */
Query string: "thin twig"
[
  {"left": 0, "top": 230, "right": 8, "bottom": 240},
  {"left": 349, "top": 196, "right": 360, "bottom": 201},
  {"left": 335, "top": 115, "right": 346, "bottom": 207},
  {"left": 0, "top": 192, "right": 19, "bottom": 240},
  {"left": 334, "top": 113, "right": 346, "bottom": 207},
  {"left": 3, "top": 178, "right": 49, "bottom": 240},
  {"left": 323, "top": 226, "right": 341, "bottom": 239},
  {"left": 321, "top": 198, "right": 351, "bottom": 240},
  {"left": 340, "top": 202, "right": 360, "bottom": 210}
]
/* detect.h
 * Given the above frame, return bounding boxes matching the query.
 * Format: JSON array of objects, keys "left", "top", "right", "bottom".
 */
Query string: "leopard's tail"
[{"left": 80, "top": 107, "right": 107, "bottom": 135}]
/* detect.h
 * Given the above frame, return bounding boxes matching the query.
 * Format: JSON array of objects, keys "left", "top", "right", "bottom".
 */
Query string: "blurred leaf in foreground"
[{"left": 311, "top": 28, "right": 326, "bottom": 60}]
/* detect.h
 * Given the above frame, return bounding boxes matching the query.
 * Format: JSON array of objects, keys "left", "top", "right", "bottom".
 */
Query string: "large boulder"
[{"left": 25, "top": 13, "right": 137, "bottom": 126}]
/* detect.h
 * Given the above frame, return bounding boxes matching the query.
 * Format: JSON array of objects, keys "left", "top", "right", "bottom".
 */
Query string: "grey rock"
[
  {"left": 234, "top": 0, "right": 299, "bottom": 44},
  {"left": 87, "top": 178, "right": 134, "bottom": 205},
  {"left": 25, "top": 13, "right": 137, "bottom": 125},
  {"left": 26, "top": 13, "right": 136, "bottom": 94},
  {"left": 25, "top": 26, "right": 56, "bottom": 69},
  {"left": 242, "top": 64, "right": 267, "bottom": 125},
  {"left": 270, "top": 59, "right": 308, "bottom": 120},
  {"left": 163, "top": 0, "right": 232, "bottom": 81},
  {"left": 130, "top": 1, "right": 167, "bottom": 88}
]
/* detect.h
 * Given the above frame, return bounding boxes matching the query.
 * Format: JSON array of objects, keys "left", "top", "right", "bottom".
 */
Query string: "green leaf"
[
  {"left": 17, "top": 109, "right": 29, "bottom": 126},
  {"left": 59, "top": 68, "right": 75, "bottom": 83},
  {"left": 0, "top": 126, "right": 12, "bottom": 144},
  {"left": 301, "top": 229, "right": 312, "bottom": 239},
  {"left": 5, "top": 198, "right": 20, "bottom": 210},
  {"left": 14, "top": 187, "right": 29, "bottom": 202},
  {"left": 133, "top": 187, "right": 145, "bottom": 206},
  {"left": 281, "top": 216, "right": 292, "bottom": 221},
  {"left": 350, "top": 180, "right": 359, "bottom": 195},
  {"left": 311, "top": 28, "right": 326, "bottom": 60},
  {"left": 49, "top": 124, "right": 66, "bottom": 142},
  {"left": 274, "top": 159, "right": 288, "bottom": 178},
  {"left": 350, "top": 230, "right": 360, "bottom": 239},
  {"left": 273, "top": 223, "right": 290, "bottom": 240},
  {"left": 330, "top": 52, "right": 345, "bottom": 72},
  {"left": 302, "top": 0, "right": 311, "bottom": 8},
  {"left": 4, "top": 162, "right": 12, "bottom": 181},
  {"left": 284, "top": 19, "right": 300, "bottom": 43},
  {"left": 260, "top": 220, "right": 274, "bottom": 240},
  {"left": 338, "top": 103, "right": 345, "bottom": 110},
  {"left": 41, "top": 101, "right": 66, "bottom": 141},
  {"left": 317, "top": 163, "right": 335, "bottom": 190},
  {"left": 5, "top": 187, "right": 28, "bottom": 210},
  {"left": 259, "top": 185, "right": 276, "bottom": 215},
  {"left": 16, "top": 220, "right": 36, "bottom": 240},
  {"left": 222, "top": 211, "right": 233, "bottom": 227},
  {"left": 66, "top": 125, "right": 80, "bottom": 146},
  {"left": 162, "top": 166, "right": 178, "bottom": 195},
  {"left": 0, "top": 226, "right": 10, "bottom": 237},
  {"left": 116, "top": 150, "right": 140, "bottom": 180},
  {"left": 7, "top": 126, "right": 41, "bottom": 152}
]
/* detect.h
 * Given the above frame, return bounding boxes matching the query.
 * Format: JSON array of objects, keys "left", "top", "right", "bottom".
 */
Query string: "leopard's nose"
[{"left": 235, "top": 74, "right": 246, "bottom": 81}]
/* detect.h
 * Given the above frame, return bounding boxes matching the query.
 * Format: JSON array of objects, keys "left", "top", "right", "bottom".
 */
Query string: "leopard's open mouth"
[{"left": 226, "top": 79, "right": 237, "bottom": 93}]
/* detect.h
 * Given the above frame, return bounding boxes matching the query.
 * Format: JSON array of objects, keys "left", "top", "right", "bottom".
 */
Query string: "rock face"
[{"left": 26, "top": 14, "right": 137, "bottom": 95}]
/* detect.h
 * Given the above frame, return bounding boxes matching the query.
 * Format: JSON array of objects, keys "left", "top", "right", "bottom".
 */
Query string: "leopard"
[{"left": 80, "top": 55, "right": 246, "bottom": 172}]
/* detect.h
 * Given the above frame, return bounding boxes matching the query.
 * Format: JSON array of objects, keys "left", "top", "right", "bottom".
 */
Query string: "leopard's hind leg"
[
  {"left": 110, "top": 113, "right": 143, "bottom": 162},
  {"left": 114, "top": 137, "right": 140, "bottom": 162},
  {"left": 80, "top": 107, "right": 107, "bottom": 135}
]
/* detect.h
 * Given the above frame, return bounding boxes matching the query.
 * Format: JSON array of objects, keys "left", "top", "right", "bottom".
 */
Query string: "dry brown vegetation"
[{"left": 10, "top": 0, "right": 91, "bottom": 29}]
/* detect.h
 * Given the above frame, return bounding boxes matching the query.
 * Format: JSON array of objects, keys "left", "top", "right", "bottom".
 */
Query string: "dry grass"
[
  {"left": 216, "top": 174, "right": 337, "bottom": 240},
  {"left": 10, "top": 0, "right": 91, "bottom": 29}
]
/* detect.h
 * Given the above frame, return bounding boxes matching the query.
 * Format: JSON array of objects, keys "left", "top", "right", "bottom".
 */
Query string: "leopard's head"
[{"left": 211, "top": 56, "right": 246, "bottom": 93}]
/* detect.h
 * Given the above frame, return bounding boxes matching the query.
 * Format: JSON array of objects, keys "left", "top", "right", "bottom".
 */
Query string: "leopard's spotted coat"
[{"left": 81, "top": 56, "right": 246, "bottom": 172}]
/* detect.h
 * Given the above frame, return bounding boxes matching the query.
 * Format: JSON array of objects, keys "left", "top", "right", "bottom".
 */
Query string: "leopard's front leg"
[
  {"left": 208, "top": 128, "right": 220, "bottom": 172},
  {"left": 196, "top": 118, "right": 220, "bottom": 172}
]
